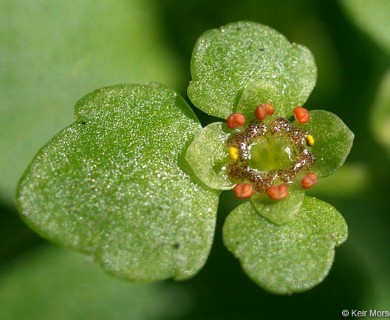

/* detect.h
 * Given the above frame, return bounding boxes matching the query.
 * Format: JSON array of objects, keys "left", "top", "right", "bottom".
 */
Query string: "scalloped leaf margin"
[{"left": 17, "top": 83, "right": 219, "bottom": 282}]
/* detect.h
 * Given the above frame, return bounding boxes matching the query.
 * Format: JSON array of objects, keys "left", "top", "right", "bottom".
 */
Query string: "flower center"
[
  {"left": 248, "top": 135, "right": 298, "bottom": 171},
  {"left": 226, "top": 105, "right": 317, "bottom": 200}
]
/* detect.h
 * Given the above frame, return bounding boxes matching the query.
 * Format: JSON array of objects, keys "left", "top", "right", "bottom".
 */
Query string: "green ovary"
[{"left": 248, "top": 136, "right": 297, "bottom": 171}]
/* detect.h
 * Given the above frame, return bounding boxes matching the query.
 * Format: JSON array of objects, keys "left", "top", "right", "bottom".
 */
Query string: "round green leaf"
[
  {"left": 188, "top": 21, "right": 317, "bottom": 119},
  {"left": 251, "top": 187, "right": 305, "bottom": 225},
  {"left": 185, "top": 122, "right": 234, "bottom": 190},
  {"left": 16, "top": 83, "right": 219, "bottom": 281},
  {"left": 223, "top": 196, "right": 348, "bottom": 294},
  {"left": 296, "top": 110, "right": 354, "bottom": 177}
]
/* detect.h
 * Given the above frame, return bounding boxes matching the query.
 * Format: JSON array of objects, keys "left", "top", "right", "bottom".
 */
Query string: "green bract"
[
  {"left": 188, "top": 21, "right": 317, "bottom": 119},
  {"left": 295, "top": 110, "right": 354, "bottom": 177},
  {"left": 223, "top": 197, "right": 348, "bottom": 294},
  {"left": 17, "top": 22, "right": 354, "bottom": 294},
  {"left": 185, "top": 122, "right": 233, "bottom": 190},
  {"left": 236, "top": 81, "right": 284, "bottom": 119},
  {"left": 250, "top": 187, "right": 305, "bottom": 225}
]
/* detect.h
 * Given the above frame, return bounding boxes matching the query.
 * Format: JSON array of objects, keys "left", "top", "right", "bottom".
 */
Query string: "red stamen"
[
  {"left": 264, "top": 103, "right": 275, "bottom": 116},
  {"left": 234, "top": 183, "right": 254, "bottom": 199},
  {"left": 266, "top": 184, "right": 288, "bottom": 200},
  {"left": 255, "top": 105, "right": 266, "bottom": 120},
  {"left": 293, "top": 107, "right": 310, "bottom": 124},
  {"left": 301, "top": 172, "right": 318, "bottom": 189},
  {"left": 255, "top": 103, "right": 274, "bottom": 120},
  {"left": 227, "top": 113, "right": 246, "bottom": 129}
]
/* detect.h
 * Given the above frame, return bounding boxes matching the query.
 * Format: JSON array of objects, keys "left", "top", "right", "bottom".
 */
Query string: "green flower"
[
  {"left": 16, "top": 22, "right": 354, "bottom": 294},
  {"left": 186, "top": 100, "right": 353, "bottom": 225}
]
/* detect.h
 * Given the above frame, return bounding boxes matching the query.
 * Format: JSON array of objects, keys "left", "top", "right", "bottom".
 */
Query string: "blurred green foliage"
[
  {"left": 0, "top": 0, "right": 181, "bottom": 205},
  {"left": 1, "top": 0, "right": 389, "bottom": 319},
  {"left": 0, "top": 245, "right": 189, "bottom": 319}
]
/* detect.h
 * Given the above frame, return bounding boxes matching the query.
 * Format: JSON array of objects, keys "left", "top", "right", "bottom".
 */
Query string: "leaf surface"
[
  {"left": 223, "top": 196, "right": 347, "bottom": 294},
  {"left": 251, "top": 187, "right": 305, "bottom": 225},
  {"left": 188, "top": 21, "right": 317, "bottom": 119},
  {"left": 17, "top": 84, "right": 219, "bottom": 281},
  {"left": 296, "top": 110, "right": 354, "bottom": 177},
  {"left": 186, "top": 122, "right": 234, "bottom": 190}
]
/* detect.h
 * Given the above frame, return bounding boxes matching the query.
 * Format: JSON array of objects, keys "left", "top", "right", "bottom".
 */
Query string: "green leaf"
[
  {"left": 188, "top": 21, "right": 317, "bottom": 119},
  {"left": 16, "top": 83, "right": 219, "bottom": 281},
  {"left": 251, "top": 187, "right": 305, "bottom": 225},
  {"left": 371, "top": 70, "right": 390, "bottom": 155},
  {"left": 235, "top": 80, "right": 287, "bottom": 118},
  {"left": 341, "top": 0, "right": 390, "bottom": 54},
  {"left": 185, "top": 122, "right": 234, "bottom": 190},
  {"left": 223, "top": 196, "right": 348, "bottom": 294},
  {"left": 297, "top": 110, "right": 354, "bottom": 177},
  {"left": 0, "top": 246, "right": 188, "bottom": 319}
]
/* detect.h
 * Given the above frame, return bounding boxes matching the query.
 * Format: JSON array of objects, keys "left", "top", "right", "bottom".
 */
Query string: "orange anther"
[
  {"left": 293, "top": 107, "right": 310, "bottom": 124},
  {"left": 301, "top": 172, "right": 318, "bottom": 189},
  {"left": 234, "top": 183, "right": 254, "bottom": 199},
  {"left": 227, "top": 113, "right": 246, "bottom": 129},
  {"left": 266, "top": 184, "right": 289, "bottom": 200},
  {"left": 255, "top": 103, "right": 275, "bottom": 120},
  {"left": 264, "top": 103, "right": 275, "bottom": 115},
  {"left": 255, "top": 105, "right": 267, "bottom": 120}
]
